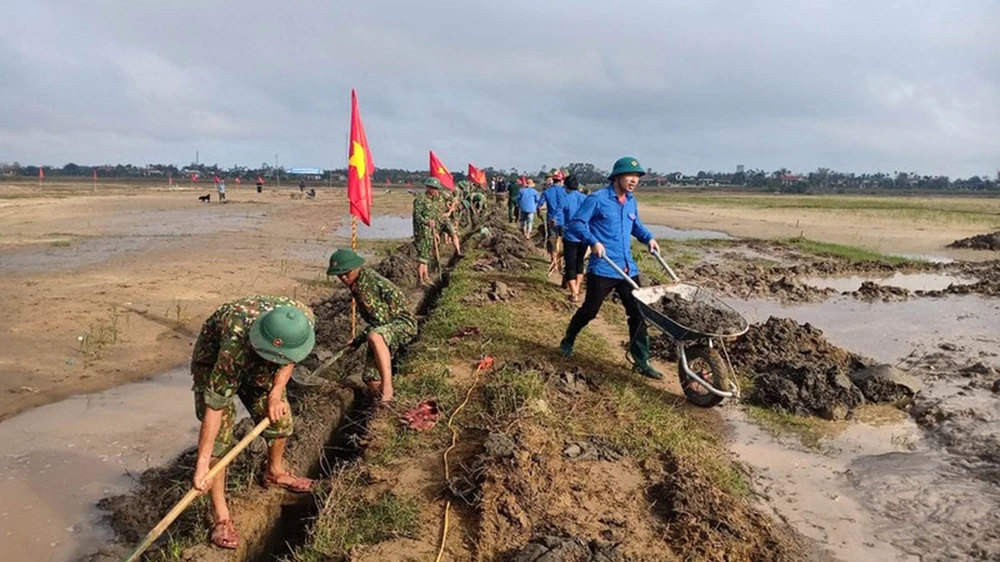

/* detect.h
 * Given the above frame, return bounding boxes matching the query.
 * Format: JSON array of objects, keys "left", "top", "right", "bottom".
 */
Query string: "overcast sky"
[{"left": 2, "top": 0, "right": 997, "bottom": 177}]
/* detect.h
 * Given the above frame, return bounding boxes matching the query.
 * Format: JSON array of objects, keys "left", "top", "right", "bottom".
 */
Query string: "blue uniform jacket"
[
  {"left": 566, "top": 185, "right": 654, "bottom": 278},
  {"left": 517, "top": 188, "right": 541, "bottom": 213},
  {"left": 561, "top": 190, "right": 587, "bottom": 243},
  {"left": 540, "top": 185, "right": 566, "bottom": 225}
]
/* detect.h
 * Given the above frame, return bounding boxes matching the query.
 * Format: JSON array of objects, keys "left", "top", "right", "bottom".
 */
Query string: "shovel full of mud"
[{"left": 602, "top": 251, "right": 748, "bottom": 407}]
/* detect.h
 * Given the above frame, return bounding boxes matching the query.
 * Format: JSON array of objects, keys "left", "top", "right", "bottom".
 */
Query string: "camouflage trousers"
[
  {"left": 362, "top": 318, "right": 418, "bottom": 382},
  {"left": 194, "top": 385, "right": 293, "bottom": 457},
  {"left": 415, "top": 232, "right": 433, "bottom": 265}
]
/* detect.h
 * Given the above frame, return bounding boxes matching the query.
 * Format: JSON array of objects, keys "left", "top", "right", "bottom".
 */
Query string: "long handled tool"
[
  {"left": 121, "top": 418, "right": 271, "bottom": 562},
  {"left": 432, "top": 224, "right": 442, "bottom": 275},
  {"left": 290, "top": 341, "right": 354, "bottom": 386}
]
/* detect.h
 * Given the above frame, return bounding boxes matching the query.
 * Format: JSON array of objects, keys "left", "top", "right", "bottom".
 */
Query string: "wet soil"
[
  {"left": 474, "top": 217, "right": 533, "bottom": 271},
  {"left": 652, "top": 292, "right": 744, "bottom": 334},
  {"left": 948, "top": 231, "right": 1000, "bottom": 251},
  {"left": 726, "top": 317, "right": 871, "bottom": 420},
  {"left": 372, "top": 242, "right": 422, "bottom": 288}
]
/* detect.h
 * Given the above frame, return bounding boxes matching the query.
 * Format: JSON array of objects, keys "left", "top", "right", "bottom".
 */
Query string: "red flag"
[
  {"left": 192, "top": 173, "right": 199, "bottom": 183},
  {"left": 385, "top": 178, "right": 392, "bottom": 185},
  {"left": 213, "top": 175, "right": 220, "bottom": 184},
  {"left": 348, "top": 89, "right": 375, "bottom": 226},
  {"left": 235, "top": 177, "right": 241, "bottom": 184},
  {"left": 518, "top": 175, "right": 526, "bottom": 186},
  {"left": 39, "top": 168, "right": 44, "bottom": 179},
  {"left": 468, "top": 164, "right": 486, "bottom": 186},
  {"left": 429, "top": 150, "right": 455, "bottom": 190},
  {"left": 92, "top": 169, "right": 97, "bottom": 181},
  {"left": 257, "top": 176, "right": 264, "bottom": 184}
]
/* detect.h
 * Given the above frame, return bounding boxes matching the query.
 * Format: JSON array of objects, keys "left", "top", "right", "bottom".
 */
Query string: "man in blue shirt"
[
  {"left": 540, "top": 170, "right": 567, "bottom": 271},
  {"left": 560, "top": 156, "right": 663, "bottom": 379},
  {"left": 560, "top": 174, "right": 588, "bottom": 303},
  {"left": 517, "top": 178, "right": 541, "bottom": 240}
]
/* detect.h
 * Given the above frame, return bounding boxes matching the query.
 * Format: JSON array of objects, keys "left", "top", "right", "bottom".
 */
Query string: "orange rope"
[{"left": 435, "top": 356, "right": 493, "bottom": 562}]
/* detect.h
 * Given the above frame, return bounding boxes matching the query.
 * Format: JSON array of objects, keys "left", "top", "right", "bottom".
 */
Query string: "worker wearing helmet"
[
  {"left": 190, "top": 295, "right": 317, "bottom": 549},
  {"left": 559, "top": 157, "right": 663, "bottom": 379}
]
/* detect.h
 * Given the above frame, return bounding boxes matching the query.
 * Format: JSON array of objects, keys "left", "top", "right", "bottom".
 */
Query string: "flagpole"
[{"left": 350, "top": 215, "right": 358, "bottom": 339}]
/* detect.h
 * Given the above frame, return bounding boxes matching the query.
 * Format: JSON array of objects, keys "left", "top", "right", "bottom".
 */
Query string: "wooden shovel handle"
[{"left": 122, "top": 418, "right": 271, "bottom": 562}]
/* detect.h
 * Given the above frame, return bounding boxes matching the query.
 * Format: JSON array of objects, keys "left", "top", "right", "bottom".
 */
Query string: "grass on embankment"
[
  {"left": 290, "top": 234, "right": 751, "bottom": 559},
  {"left": 779, "top": 236, "right": 917, "bottom": 265}
]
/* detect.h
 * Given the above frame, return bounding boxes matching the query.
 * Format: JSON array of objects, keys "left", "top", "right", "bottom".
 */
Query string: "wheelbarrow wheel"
[{"left": 679, "top": 345, "right": 731, "bottom": 408}]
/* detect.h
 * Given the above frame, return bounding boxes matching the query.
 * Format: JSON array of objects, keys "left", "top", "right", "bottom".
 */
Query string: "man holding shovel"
[
  {"left": 328, "top": 248, "right": 418, "bottom": 404},
  {"left": 559, "top": 156, "right": 663, "bottom": 379},
  {"left": 413, "top": 177, "right": 445, "bottom": 285},
  {"left": 190, "top": 296, "right": 317, "bottom": 549}
]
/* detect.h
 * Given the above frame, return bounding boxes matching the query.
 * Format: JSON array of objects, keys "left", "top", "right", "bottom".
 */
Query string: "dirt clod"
[
  {"left": 848, "top": 281, "right": 910, "bottom": 302},
  {"left": 948, "top": 231, "right": 1000, "bottom": 251},
  {"left": 849, "top": 364, "right": 922, "bottom": 403},
  {"left": 728, "top": 317, "right": 871, "bottom": 419},
  {"left": 510, "top": 535, "right": 626, "bottom": 562},
  {"left": 652, "top": 292, "right": 744, "bottom": 334}
]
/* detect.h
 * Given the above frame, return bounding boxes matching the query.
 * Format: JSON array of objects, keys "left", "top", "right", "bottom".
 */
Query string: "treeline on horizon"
[{"left": 1, "top": 161, "right": 997, "bottom": 192}]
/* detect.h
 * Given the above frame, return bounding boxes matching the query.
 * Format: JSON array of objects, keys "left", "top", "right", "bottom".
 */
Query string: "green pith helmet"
[
  {"left": 327, "top": 248, "right": 365, "bottom": 276},
  {"left": 423, "top": 177, "right": 443, "bottom": 190},
  {"left": 608, "top": 156, "right": 646, "bottom": 180},
  {"left": 249, "top": 306, "right": 316, "bottom": 365}
]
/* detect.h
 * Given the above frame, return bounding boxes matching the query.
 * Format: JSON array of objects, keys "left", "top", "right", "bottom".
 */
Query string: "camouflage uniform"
[
  {"left": 352, "top": 268, "right": 418, "bottom": 382},
  {"left": 191, "top": 295, "right": 314, "bottom": 456},
  {"left": 438, "top": 190, "right": 458, "bottom": 236},
  {"left": 412, "top": 192, "right": 438, "bottom": 264}
]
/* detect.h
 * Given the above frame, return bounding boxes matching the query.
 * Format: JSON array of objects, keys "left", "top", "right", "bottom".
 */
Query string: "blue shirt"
[
  {"left": 561, "top": 190, "right": 587, "bottom": 243},
  {"left": 517, "top": 187, "right": 541, "bottom": 213},
  {"left": 540, "top": 185, "right": 566, "bottom": 225},
  {"left": 566, "top": 185, "right": 654, "bottom": 279}
]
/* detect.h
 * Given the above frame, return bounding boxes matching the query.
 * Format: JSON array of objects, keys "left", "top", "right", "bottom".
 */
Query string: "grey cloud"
[{"left": 0, "top": 0, "right": 997, "bottom": 176}]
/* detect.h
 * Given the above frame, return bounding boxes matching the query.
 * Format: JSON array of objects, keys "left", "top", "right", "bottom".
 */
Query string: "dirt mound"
[
  {"left": 728, "top": 317, "right": 871, "bottom": 420},
  {"left": 685, "top": 263, "right": 834, "bottom": 303},
  {"left": 373, "top": 243, "right": 421, "bottom": 288},
  {"left": 510, "top": 535, "right": 628, "bottom": 562},
  {"left": 848, "top": 281, "right": 909, "bottom": 301},
  {"left": 652, "top": 293, "right": 744, "bottom": 334},
  {"left": 648, "top": 452, "right": 821, "bottom": 562},
  {"left": 475, "top": 220, "right": 532, "bottom": 270},
  {"left": 948, "top": 231, "right": 1000, "bottom": 251}
]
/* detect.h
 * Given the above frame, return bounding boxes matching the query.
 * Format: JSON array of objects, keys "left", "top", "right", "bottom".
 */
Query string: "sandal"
[
  {"left": 210, "top": 519, "right": 239, "bottom": 549},
  {"left": 262, "top": 472, "right": 315, "bottom": 494}
]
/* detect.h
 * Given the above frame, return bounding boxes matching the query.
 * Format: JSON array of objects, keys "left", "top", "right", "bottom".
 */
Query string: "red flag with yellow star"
[
  {"left": 348, "top": 89, "right": 375, "bottom": 226},
  {"left": 468, "top": 163, "right": 486, "bottom": 186},
  {"left": 429, "top": 150, "right": 455, "bottom": 190}
]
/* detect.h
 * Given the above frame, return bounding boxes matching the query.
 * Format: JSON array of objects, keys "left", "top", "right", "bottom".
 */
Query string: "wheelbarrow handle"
[
  {"left": 600, "top": 254, "right": 640, "bottom": 290},
  {"left": 651, "top": 250, "right": 680, "bottom": 282}
]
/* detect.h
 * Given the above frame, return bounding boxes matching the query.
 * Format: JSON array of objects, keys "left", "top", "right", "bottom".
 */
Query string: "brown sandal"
[
  {"left": 263, "top": 472, "right": 315, "bottom": 493},
  {"left": 211, "top": 519, "right": 239, "bottom": 549}
]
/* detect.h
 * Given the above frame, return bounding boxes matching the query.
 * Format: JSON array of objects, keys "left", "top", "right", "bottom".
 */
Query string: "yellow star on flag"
[
  {"left": 349, "top": 140, "right": 367, "bottom": 179},
  {"left": 438, "top": 166, "right": 448, "bottom": 175}
]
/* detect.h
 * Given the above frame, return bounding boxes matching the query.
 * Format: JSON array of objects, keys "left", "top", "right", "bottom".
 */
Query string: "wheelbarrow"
[{"left": 601, "top": 251, "right": 748, "bottom": 407}]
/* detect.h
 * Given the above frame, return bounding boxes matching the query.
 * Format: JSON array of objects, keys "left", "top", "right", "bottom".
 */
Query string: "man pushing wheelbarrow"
[{"left": 559, "top": 156, "right": 747, "bottom": 405}]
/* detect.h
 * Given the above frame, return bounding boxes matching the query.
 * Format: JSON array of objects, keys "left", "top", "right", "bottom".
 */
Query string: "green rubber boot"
[
  {"left": 560, "top": 336, "right": 574, "bottom": 357},
  {"left": 629, "top": 335, "right": 663, "bottom": 379}
]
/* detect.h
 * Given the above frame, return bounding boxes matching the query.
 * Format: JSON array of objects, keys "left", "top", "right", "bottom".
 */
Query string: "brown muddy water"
[
  {"left": 799, "top": 272, "right": 975, "bottom": 293},
  {"left": 0, "top": 367, "right": 202, "bottom": 562},
  {"left": 724, "top": 294, "right": 1000, "bottom": 561}
]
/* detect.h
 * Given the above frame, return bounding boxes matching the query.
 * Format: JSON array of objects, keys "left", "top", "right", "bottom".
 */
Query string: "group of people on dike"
[{"left": 188, "top": 155, "right": 661, "bottom": 550}]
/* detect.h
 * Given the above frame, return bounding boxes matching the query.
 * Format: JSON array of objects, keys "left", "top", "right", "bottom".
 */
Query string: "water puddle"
[
  {"left": 723, "top": 294, "right": 1000, "bottom": 560},
  {"left": 0, "top": 367, "right": 201, "bottom": 562},
  {"left": 647, "top": 224, "right": 732, "bottom": 240},
  {"left": 799, "top": 272, "right": 975, "bottom": 293},
  {"left": 334, "top": 215, "right": 412, "bottom": 240},
  {"left": 0, "top": 209, "right": 266, "bottom": 275}
]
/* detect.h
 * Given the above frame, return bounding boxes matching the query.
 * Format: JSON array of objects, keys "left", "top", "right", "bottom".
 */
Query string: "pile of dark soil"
[
  {"left": 476, "top": 219, "right": 532, "bottom": 270},
  {"left": 653, "top": 292, "right": 744, "bottom": 334},
  {"left": 918, "top": 260, "right": 1000, "bottom": 298},
  {"left": 510, "top": 535, "right": 627, "bottom": 562},
  {"left": 947, "top": 231, "right": 1000, "bottom": 251},
  {"left": 372, "top": 243, "right": 421, "bottom": 288},
  {"left": 728, "top": 317, "right": 871, "bottom": 420},
  {"left": 648, "top": 451, "right": 821, "bottom": 562},
  {"left": 849, "top": 281, "right": 910, "bottom": 302},
  {"left": 685, "top": 263, "right": 834, "bottom": 303}
]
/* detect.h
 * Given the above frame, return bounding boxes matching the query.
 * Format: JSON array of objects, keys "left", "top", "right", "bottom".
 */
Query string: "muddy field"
[{"left": 2, "top": 183, "right": 999, "bottom": 562}]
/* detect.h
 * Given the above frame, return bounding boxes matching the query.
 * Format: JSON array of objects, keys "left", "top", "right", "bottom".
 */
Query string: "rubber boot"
[
  {"left": 629, "top": 336, "right": 663, "bottom": 379},
  {"left": 559, "top": 335, "right": 574, "bottom": 357}
]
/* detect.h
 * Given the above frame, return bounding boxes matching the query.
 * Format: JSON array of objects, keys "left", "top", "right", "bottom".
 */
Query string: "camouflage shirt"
[
  {"left": 412, "top": 192, "right": 439, "bottom": 240},
  {"left": 353, "top": 268, "right": 416, "bottom": 329},
  {"left": 191, "top": 295, "right": 315, "bottom": 410}
]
